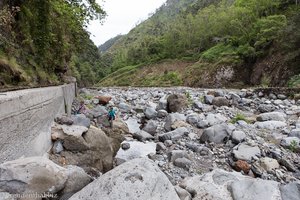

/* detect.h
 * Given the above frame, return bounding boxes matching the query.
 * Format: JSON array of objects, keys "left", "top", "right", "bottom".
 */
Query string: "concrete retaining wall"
[{"left": 0, "top": 84, "right": 76, "bottom": 162}]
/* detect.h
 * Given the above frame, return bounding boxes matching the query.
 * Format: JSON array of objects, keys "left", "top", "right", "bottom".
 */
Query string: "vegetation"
[
  {"left": 289, "top": 140, "right": 299, "bottom": 153},
  {"left": 98, "top": 0, "right": 300, "bottom": 87},
  {"left": 230, "top": 113, "right": 249, "bottom": 124},
  {"left": 0, "top": 0, "right": 107, "bottom": 87}
]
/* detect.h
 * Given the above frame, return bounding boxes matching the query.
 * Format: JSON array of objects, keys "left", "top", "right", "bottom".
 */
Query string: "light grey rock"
[
  {"left": 115, "top": 141, "right": 156, "bottom": 165},
  {"left": 0, "top": 192, "right": 16, "bottom": 200},
  {"left": 144, "top": 107, "right": 158, "bottom": 119},
  {"left": 90, "top": 105, "right": 107, "bottom": 117},
  {"left": 159, "top": 127, "right": 189, "bottom": 142},
  {"left": 168, "top": 150, "right": 189, "bottom": 162},
  {"left": 68, "top": 158, "right": 180, "bottom": 200},
  {"left": 142, "top": 120, "right": 158, "bottom": 135},
  {"left": 164, "top": 113, "right": 186, "bottom": 131},
  {"left": 277, "top": 94, "right": 287, "bottom": 100},
  {"left": 133, "top": 130, "right": 154, "bottom": 141},
  {"left": 119, "top": 102, "right": 131, "bottom": 112},
  {"left": 157, "top": 95, "right": 168, "bottom": 111},
  {"left": 193, "top": 101, "right": 203, "bottom": 110},
  {"left": 229, "top": 178, "right": 280, "bottom": 200},
  {"left": 52, "top": 140, "right": 64, "bottom": 154},
  {"left": 174, "top": 158, "right": 192, "bottom": 170},
  {"left": 206, "top": 113, "right": 227, "bottom": 126},
  {"left": 289, "top": 129, "right": 300, "bottom": 139},
  {"left": 269, "top": 93, "right": 277, "bottom": 100},
  {"left": 71, "top": 114, "right": 91, "bottom": 128},
  {"left": 280, "top": 182, "right": 300, "bottom": 200},
  {"left": 255, "top": 121, "right": 287, "bottom": 130},
  {"left": 257, "top": 112, "right": 286, "bottom": 122},
  {"left": 174, "top": 186, "right": 192, "bottom": 200},
  {"left": 200, "top": 124, "right": 231, "bottom": 144},
  {"left": 186, "top": 113, "right": 199, "bottom": 126},
  {"left": 125, "top": 118, "right": 140, "bottom": 134},
  {"left": 197, "top": 120, "right": 209, "bottom": 128},
  {"left": 60, "top": 165, "right": 92, "bottom": 199},
  {"left": 231, "top": 93, "right": 241, "bottom": 104},
  {"left": 204, "top": 95, "right": 214, "bottom": 105},
  {"left": 164, "top": 140, "right": 173, "bottom": 147},
  {"left": 231, "top": 131, "right": 246, "bottom": 144},
  {"left": 259, "top": 157, "right": 280, "bottom": 171},
  {"left": 0, "top": 157, "right": 67, "bottom": 195},
  {"left": 233, "top": 143, "right": 261, "bottom": 161}
]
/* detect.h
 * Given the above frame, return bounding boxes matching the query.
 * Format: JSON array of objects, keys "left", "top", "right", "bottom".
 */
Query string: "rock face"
[
  {"left": 167, "top": 94, "right": 188, "bottom": 113},
  {"left": 50, "top": 126, "right": 120, "bottom": 173},
  {"left": 69, "top": 158, "right": 180, "bottom": 200}
]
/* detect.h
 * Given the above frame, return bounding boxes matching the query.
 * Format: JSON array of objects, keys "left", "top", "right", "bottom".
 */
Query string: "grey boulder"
[
  {"left": 200, "top": 124, "right": 231, "bottom": 144},
  {"left": 69, "top": 158, "right": 180, "bottom": 200}
]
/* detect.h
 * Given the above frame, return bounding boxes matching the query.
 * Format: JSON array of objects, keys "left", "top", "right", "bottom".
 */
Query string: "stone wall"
[{"left": 0, "top": 84, "right": 76, "bottom": 162}]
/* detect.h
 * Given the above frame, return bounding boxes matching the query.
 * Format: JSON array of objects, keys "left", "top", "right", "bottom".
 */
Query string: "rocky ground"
[{"left": 1, "top": 87, "right": 300, "bottom": 200}]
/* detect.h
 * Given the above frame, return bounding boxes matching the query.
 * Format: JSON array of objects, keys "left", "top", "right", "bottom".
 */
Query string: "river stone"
[
  {"left": 206, "top": 113, "right": 227, "bottom": 126},
  {"left": 232, "top": 143, "right": 261, "bottom": 161},
  {"left": 126, "top": 118, "right": 140, "bottom": 134},
  {"left": 142, "top": 120, "right": 158, "bottom": 135},
  {"left": 144, "top": 107, "right": 158, "bottom": 119},
  {"left": 229, "top": 178, "right": 280, "bottom": 200},
  {"left": 157, "top": 95, "right": 168, "bottom": 111},
  {"left": 200, "top": 124, "right": 231, "bottom": 144},
  {"left": 258, "top": 104, "right": 275, "bottom": 113},
  {"left": 212, "top": 97, "right": 230, "bottom": 107},
  {"left": 256, "top": 112, "right": 286, "bottom": 122},
  {"left": 71, "top": 114, "right": 91, "bottom": 128},
  {"left": 255, "top": 121, "right": 287, "bottom": 130},
  {"left": 60, "top": 165, "right": 92, "bottom": 199},
  {"left": 174, "top": 158, "right": 192, "bottom": 170},
  {"left": 164, "top": 113, "right": 186, "bottom": 131},
  {"left": 119, "top": 102, "right": 131, "bottom": 112},
  {"left": 280, "top": 182, "right": 300, "bottom": 200},
  {"left": 0, "top": 157, "right": 67, "bottom": 195},
  {"left": 174, "top": 186, "right": 192, "bottom": 200},
  {"left": 231, "top": 131, "right": 246, "bottom": 144},
  {"left": 167, "top": 94, "right": 188, "bottom": 113},
  {"left": 52, "top": 140, "right": 64, "bottom": 154},
  {"left": 186, "top": 113, "right": 200, "bottom": 126},
  {"left": 259, "top": 157, "right": 280, "bottom": 171},
  {"left": 55, "top": 115, "right": 74, "bottom": 125},
  {"left": 115, "top": 141, "right": 156, "bottom": 165},
  {"left": 133, "top": 130, "right": 154, "bottom": 141},
  {"left": 158, "top": 127, "right": 189, "bottom": 142},
  {"left": 68, "top": 158, "right": 180, "bottom": 200},
  {"left": 204, "top": 95, "right": 214, "bottom": 105}
]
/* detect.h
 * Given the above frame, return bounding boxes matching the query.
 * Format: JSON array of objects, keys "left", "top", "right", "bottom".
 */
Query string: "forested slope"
[
  {"left": 0, "top": 0, "right": 107, "bottom": 87},
  {"left": 98, "top": 0, "right": 300, "bottom": 88}
]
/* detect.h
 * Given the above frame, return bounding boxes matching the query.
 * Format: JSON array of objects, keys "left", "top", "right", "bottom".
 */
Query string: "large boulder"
[
  {"left": 180, "top": 169, "right": 281, "bottom": 200},
  {"left": 167, "top": 94, "right": 188, "bottom": 113},
  {"left": 144, "top": 107, "right": 158, "bottom": 119},
  {"left": 280, "top": 182, "right": 300, "bottom": 200},
  {"left": 50, "top": 126, "right": 121, "bottom": 173},
  {"left": 71, "top": 114, "right": 91, "bottom": 128},
  {"left": 0, "top": 157, "right": 67, "bottom": 195},
  {"left": 69, "top": 158, "right": 180, "bottom": 200},
  {"left": 200, "top": 124, "right": 231, "bottom": 144},
  {"left": 142, "top": 120, "right": 158, "bottom": 135},
  {"left": 255, "top": 121, "right": 287, "bottom": 130}
]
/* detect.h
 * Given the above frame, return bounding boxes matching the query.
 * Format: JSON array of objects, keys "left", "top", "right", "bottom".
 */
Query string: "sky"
[{"left": 87, "top": 0, "right": 167, "bottom": 46}]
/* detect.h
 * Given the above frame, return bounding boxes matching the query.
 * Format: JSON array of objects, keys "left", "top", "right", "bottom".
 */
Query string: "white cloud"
[{"left": 87, "top": 0, "right": 167, "bottom": 46}]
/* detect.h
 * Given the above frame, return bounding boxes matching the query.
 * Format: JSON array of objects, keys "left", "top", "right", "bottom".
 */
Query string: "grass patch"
[
  {"left": 287, "top": 74, "right": 300, "bottom": 88},
  {"left": 230, "top": 113, "right": 249, "bottom": 124}
]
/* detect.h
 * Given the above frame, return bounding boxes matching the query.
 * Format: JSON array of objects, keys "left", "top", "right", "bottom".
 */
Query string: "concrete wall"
[{"left": 0, "top": 84, "right": 76, "bottom": 162}]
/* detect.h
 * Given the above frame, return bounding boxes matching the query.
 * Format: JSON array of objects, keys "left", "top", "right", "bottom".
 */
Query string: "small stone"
[
  {"left": 174, "top": 157, "right": 192, "bottom": 170},
  {"left": 121, "top": 142, "right": 130, "bottom": 150},
  {"left": 259, "top": 157, "right": 279, "bottom": 172},
  {"left": 156, "top": 142, "right": 167, "bottom": 151},
  {"left": 234, "top": 160, "right": 251, "bottom": 174}
]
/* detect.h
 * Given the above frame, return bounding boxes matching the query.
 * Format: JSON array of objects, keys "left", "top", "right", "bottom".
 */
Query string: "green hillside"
[
  {"left": 98, "top": 0, "right": 300, "bottom": 88},
  {"left": 0, "top": 0, "right": 107, "bottom": 88}
]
